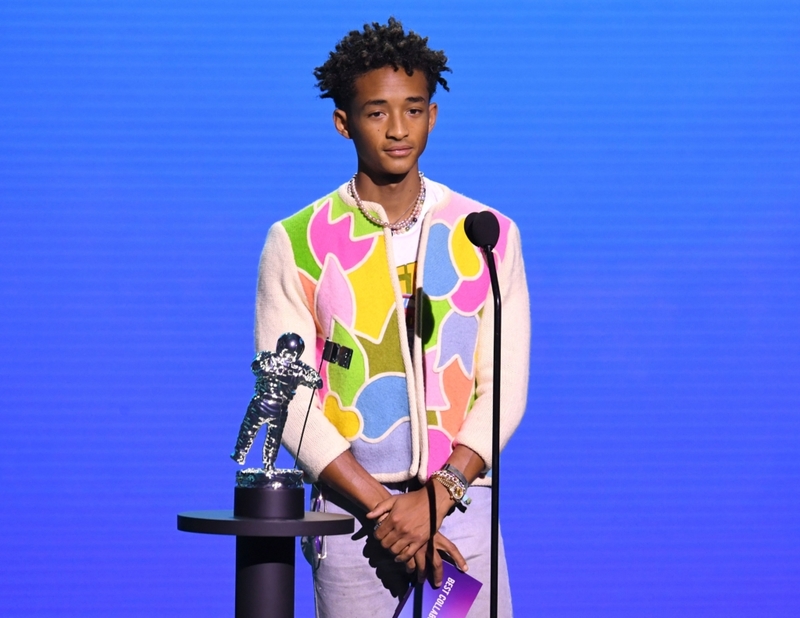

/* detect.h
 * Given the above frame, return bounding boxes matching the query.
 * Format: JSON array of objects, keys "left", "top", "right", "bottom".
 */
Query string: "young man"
[{"left": 254, "top": 18, "right": 530, "bottom": 617}]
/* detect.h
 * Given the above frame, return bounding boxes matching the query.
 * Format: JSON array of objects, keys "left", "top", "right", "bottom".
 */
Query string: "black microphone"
[{"left": 464, "top": 210, "right": 500, "bottom": 250}]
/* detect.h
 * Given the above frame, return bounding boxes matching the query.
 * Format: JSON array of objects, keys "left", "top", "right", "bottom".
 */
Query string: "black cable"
[{"left": 294, "top": 353, "right": 326, "bottom": 469}]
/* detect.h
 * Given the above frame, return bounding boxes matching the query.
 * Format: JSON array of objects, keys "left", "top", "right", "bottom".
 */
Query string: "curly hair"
[{"left": 314, "top": 17, "right": 451, "bottom": 110}]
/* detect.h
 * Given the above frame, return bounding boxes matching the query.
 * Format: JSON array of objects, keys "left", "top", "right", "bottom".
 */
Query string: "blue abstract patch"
[
  {"left": 422, "top": 223, "right": 459, "bottom": 297},
  {"left": 355, "top": 375, "right": 410, "bottom": 439},
  {"left": 350, "top": 421, "right": 412, "bottom": 475},
  {"left": 437, "top": 311, "right": 479, "bottom": 375}
]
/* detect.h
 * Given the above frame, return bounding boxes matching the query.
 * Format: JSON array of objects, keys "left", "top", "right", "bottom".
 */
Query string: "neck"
[{"left": 353, "top": 167, "right": 422, "bottom": 222}]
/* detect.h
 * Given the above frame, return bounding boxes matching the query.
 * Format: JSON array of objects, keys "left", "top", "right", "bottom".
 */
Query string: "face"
[{"left": 334, "top": 66, "right": 438, "bottom": 180}]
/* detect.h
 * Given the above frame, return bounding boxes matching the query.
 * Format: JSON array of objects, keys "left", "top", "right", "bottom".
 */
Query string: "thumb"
[
  {"left": 366, "top": 496, "right": 396, "bottom": 519},
  {"left": 435, "top": 533, "right": 468, "bottom": 573}
]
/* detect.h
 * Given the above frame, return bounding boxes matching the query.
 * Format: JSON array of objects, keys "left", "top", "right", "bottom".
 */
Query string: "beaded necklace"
[{"left": 348, "top": 171, "right": 426, "bottom": 234}]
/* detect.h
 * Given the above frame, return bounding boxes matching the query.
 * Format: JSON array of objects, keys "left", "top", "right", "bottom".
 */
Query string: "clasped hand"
[{"left": 366, "top": 485, "right": 467, "bottom": 587}]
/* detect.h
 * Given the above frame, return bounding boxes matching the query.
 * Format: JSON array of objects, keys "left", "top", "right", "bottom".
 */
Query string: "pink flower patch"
[{"left": 309, "top": 199, "right": 375, "bottom": 272}]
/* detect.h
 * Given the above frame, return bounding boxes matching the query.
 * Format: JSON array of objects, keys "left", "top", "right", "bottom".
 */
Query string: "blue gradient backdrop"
[{"left": 1, "top": 1, "right": 799, "bottom": 616}]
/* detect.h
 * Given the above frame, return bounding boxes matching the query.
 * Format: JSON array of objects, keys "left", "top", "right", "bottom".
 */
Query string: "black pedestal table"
[{"left": 178, "top": 506, "right": 353, "bottom": 618}]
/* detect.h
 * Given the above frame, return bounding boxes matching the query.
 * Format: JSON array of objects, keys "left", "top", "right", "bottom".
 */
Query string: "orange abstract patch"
[
  {"left": 298, "top": 271, "right": 317, "bottom": 327},
  {"left": 439, "top": 360, "right": 472, "bottom": 437}
]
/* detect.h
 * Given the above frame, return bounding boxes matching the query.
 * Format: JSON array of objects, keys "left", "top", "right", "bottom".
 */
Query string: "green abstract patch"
[
  {"left": 330, "top": 192, "right": 383, "bottom": 239},
  {"left": 328, "top": 319, "right": 366, "bottom": 408},
  {"left": 356, "top": 310, "right": 405, "bottom": 379},
  {"left": 468, "top": 385, "right": 478, "bottom": 414},
  {"left": 281, "top": 203, "right": 321, "bottom": 281},
  {"left": 427, "top": 410, "right": 439, "bottom": 426}
]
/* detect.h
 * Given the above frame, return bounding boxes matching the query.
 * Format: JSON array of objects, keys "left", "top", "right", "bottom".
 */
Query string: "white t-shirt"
[
  {"left": 391, "top": 178, "right": 444, "bottom": 266},
  {"left": 391, "top": 178, "right": 445, "bottom": 351}
]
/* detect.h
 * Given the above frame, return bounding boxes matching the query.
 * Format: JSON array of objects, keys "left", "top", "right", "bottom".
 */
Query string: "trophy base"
[
  {"left": 234, "top": 484, "right": 304, "bottom": 520},
  {"left": 234, "top": 468, "right": 304, "bottom": 519}
]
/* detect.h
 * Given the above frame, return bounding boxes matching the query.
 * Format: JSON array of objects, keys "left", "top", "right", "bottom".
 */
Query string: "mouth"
[{"left": 385, "top": 146, "right": 413, "bottom": 157}]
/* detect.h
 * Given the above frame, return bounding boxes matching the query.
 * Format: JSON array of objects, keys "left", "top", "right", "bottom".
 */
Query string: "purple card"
[{"left": 392, "top": 561, "right": 482, "bottom": 618}]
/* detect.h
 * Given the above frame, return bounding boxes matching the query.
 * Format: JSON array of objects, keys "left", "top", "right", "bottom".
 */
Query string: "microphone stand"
[
  {"left": 484, "top": 245, "right": 502, "bottom": 618},
  {"left": 464, "top": 211, "right": 502, "bottom": 618}
]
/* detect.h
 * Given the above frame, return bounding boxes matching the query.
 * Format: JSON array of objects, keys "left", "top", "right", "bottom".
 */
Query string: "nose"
[{"left": 386, "top": 113, "right": 408, "bottom": 140}]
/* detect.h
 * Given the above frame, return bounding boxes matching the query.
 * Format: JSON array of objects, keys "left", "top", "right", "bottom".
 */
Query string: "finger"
[
  {"left": 366, "top": 497, "right": 397, "bottom": 519},
  {"left": 372, "top": 513, "right": 390, "bottom": 538},
  {"left": 413, "top": 547, "right": 427, "bottom": 583},
  {"left": 376, "top": 524, "right": 400, "bottom": 548},
  {"left": 375, "top": 521, "right": 397, "bottom": 544},
  {"left": 429, "top": 542, "right": 443, "bottom": 588},
  {"left": 389, "top": 536, "right": 419, "bottom": 558},
  {"left": 404, "top": 556, "right": 416, "bottom": 574},
  {"left": 435, "top": 533, "right": 468, "bottom": 572},
  {"left": 378, "top": 515, "right": 408, "bottom": 556}
]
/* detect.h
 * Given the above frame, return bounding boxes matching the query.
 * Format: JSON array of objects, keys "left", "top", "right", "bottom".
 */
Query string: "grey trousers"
[{"left": 303, "top": 484, "right": 513, "bottom": 618}]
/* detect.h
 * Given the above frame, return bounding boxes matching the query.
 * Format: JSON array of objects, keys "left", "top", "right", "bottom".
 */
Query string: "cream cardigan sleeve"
[
  {"left": 254, "top": 223, "right": 351, "bottom": 482},
  {"left": 453, "top": 220, "right": 531, "bottom": 472}
]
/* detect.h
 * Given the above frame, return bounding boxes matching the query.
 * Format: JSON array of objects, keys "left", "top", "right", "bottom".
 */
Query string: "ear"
[
  {"left": 333, "top": 108, "right": 351, "bottom": 139},
  {"left": 427, "top": 102, "right": 438, "bottom": 134}
]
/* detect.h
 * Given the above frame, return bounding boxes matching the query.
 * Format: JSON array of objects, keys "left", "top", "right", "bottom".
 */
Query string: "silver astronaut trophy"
[{"left": 231, "top": 333, "right": 322, "bottom": 490}]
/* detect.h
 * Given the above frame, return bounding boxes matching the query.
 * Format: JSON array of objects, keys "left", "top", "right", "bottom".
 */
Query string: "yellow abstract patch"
[
  {"left": 347, "top": 234, "right": 395, "bottom": 340},
  {"left": 323, "top": 392, "right": 361, "bottom": 439},
  {"left": 451, "top": 218, "right": 482, "bottom": 278}
]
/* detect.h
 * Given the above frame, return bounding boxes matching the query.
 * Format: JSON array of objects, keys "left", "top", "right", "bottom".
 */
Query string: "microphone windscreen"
[{"left": 464, "top": 210, "right": 500, "bottom": 249}]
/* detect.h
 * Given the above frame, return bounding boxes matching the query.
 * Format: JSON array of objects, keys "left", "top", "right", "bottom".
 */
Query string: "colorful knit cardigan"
[{"left": 254, "top": 182, "right": 530, "bottom": 485}]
